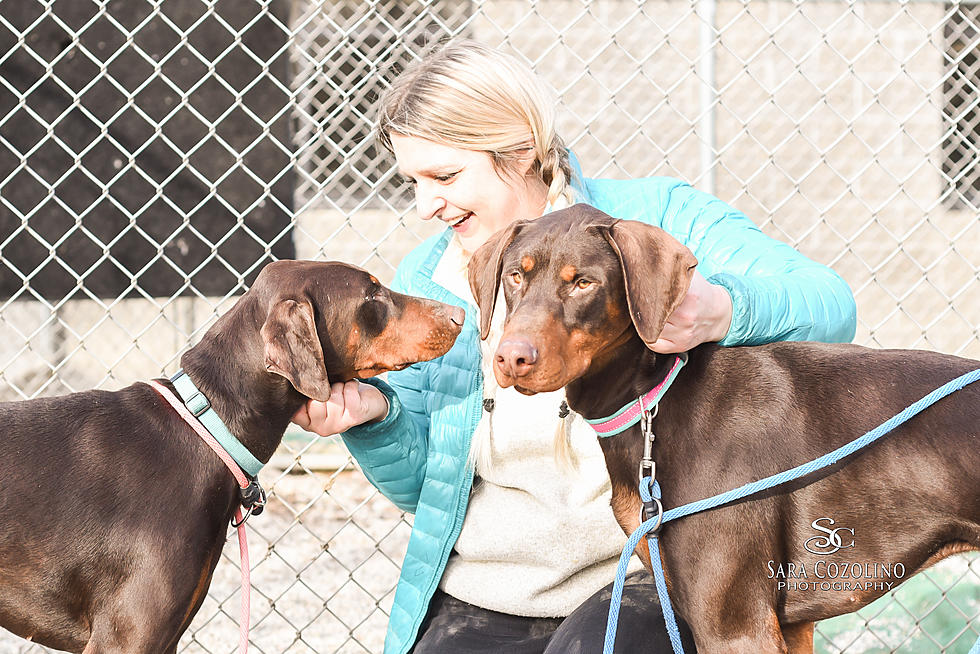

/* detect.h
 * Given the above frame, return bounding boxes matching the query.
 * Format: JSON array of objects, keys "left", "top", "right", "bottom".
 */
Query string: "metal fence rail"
[{"left": 0, "top": 0, "right": 978, "bottom": 652}]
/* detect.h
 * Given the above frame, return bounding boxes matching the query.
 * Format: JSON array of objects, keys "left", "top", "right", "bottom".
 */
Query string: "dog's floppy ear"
[
  {"left": 600, "top": 220, "right": 698, "bottom": 350},
  {"left": 468, "top": 221, "right": 526, "bottom": 340},
  {"left": 261, "top": 298, "right": 332, "bottom": 401}
]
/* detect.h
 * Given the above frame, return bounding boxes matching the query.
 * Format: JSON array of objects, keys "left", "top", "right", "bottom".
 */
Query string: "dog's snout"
[
  {"left": 495, "top": 338, "right": 538, "bottom": 378},
  {"left": 427, "top": 300, "right": 465, "bottom": 330}
]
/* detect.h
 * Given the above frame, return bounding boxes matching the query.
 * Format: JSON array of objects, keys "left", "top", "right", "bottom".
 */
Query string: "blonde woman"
[{"left": 293, "top": 40, "right": 856, "bottom": 654}]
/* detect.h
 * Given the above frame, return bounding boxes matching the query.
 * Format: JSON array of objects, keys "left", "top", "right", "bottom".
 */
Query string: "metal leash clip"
[
  {"left": 641, "top": 490, "right": 664, "bottom": 534},
  {"left": 637, "top": 402, "right": 658, "bottom": 484},
  {"left": 638, "top": 402, "right": 662, "bottom": 530},
  {"left": 233, "top": 477, "right": 267, "bottom": 526}
]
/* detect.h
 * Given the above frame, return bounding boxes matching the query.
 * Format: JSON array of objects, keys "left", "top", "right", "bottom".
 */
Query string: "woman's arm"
[
  {"left": 649, "top": 268, "right": 733, "bottom": 353},
  {"left": 293, "top": 364, "right": 431, "bottom": 514},
  {"left": 595, "top": 176, "right": 857, "bottom": 346},
  {"left": 340, "top": 373, "right": 430, "bottom": 513}
]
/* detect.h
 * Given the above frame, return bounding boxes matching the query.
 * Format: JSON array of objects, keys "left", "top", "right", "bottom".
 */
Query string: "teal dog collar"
[{"left": 170, "top": 370, "right": 264, "bottom": 478}]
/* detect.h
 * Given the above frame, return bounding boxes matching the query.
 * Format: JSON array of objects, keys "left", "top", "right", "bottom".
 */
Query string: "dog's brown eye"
[
  {"left": 509, "top": 271, "right": 523, "bottom": 286},
  {"left": 575, "top": 278, "right": 594, "bottom": 290}
]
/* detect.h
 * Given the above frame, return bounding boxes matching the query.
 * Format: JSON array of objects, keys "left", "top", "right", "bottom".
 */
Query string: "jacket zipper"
[{"left": 400, "top": 338, "right": 482, "bottom": 653}]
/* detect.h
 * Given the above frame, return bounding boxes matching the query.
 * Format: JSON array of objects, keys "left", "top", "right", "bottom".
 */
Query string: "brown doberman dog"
[
  {"left": 468, "top": 204, "right": 980, "bottom": 653},
  {"left": 0, "top": 260, "right": 463, "bottom": 654}
]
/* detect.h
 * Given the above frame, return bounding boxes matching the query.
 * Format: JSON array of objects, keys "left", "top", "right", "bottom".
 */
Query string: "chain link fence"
[{"left": 0, "top": 0, "right": 978, "bottom": 652}]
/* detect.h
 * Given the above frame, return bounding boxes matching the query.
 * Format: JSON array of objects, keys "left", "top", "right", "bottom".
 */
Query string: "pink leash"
[{"left": 148, "top": 380, "right": 252, "bottom": 654}]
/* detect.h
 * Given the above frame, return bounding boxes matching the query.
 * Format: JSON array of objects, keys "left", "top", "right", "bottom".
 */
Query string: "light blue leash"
[{"left": 602, "top": 367, "right": 980, "bottom": 654}]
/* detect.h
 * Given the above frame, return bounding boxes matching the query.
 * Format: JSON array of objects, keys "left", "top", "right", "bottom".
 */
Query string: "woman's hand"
[
  {"left": 291, "top": 381, "right": 390, "bottom": 437},
  {"left": 651, "top": 270, "right": 733, "bottom": 353}
]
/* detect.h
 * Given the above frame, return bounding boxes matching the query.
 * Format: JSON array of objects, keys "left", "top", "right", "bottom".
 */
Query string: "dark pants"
[{"left": 410, "top": 572, "right": 697, "bottom": 654}]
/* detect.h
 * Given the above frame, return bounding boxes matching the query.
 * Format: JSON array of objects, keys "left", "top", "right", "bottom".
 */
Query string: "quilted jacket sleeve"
[
  {"left": 339, "top": 260, "right": 432, "bottom": 514},
  {"left": 587, "top": 176, "right": 857, "bottom": 345},
  {"left": 341, "top": 373, "right": 428, "bottom": 513}
]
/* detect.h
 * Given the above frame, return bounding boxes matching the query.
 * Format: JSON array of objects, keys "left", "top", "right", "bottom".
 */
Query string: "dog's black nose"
[{"left": 495, "top": 338, "right": 538, "bottom": 378}]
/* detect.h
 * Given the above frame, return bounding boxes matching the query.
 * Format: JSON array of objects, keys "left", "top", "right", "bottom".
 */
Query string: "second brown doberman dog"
[
  {"left": 0, "top": 260, "right": 464, "bottom": 653},
  {"left": 467, "top": 204, "right": 979, "bottom": 653}
]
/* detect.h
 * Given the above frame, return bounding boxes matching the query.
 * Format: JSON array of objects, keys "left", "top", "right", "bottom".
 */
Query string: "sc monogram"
[{"left": 803, "top": 518, "right": 855, "bottom": 555}]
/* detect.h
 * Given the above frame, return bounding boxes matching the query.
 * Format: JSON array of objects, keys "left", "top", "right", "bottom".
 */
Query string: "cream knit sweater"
[{"left": 433, "top": 237, "right": 641, "bottom": 618}]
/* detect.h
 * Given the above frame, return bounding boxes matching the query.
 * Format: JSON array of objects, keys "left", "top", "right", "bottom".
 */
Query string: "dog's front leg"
[
  {"left": 782, "top": 622, "right": 814, "bottom": 653},
  {"left": 608, "top": 485, "right": 808, "bottom": 654}
]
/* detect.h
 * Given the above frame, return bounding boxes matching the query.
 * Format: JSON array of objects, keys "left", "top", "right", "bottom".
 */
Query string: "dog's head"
[
  {"left": 468, "top": 204, "right": 696, "bottom": 394},
  {"left": 249, "top": 260, "right": 464, "bottom": 401}
]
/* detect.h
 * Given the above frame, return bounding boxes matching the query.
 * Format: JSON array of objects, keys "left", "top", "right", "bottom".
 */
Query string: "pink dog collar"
[{"left": 585, "top": 353, "right": 687, "bottom": 437}]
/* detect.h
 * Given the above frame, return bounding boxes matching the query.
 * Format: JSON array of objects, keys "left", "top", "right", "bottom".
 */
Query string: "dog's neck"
[
  {"left": 177, "top": 296, "right": 306, "bottom": 465},
  {"left": 564, "top": 333, "right": 676, "bottom": 421}
]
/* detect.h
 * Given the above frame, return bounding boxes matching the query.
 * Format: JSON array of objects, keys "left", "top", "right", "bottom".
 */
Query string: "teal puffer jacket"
[{"left": 342, "top": 170, "right": 857, "bottom": 654}]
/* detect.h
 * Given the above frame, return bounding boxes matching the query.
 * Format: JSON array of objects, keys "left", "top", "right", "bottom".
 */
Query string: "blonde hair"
[{"left": 376, "top": 40, "right": 575, "bottom": 209}]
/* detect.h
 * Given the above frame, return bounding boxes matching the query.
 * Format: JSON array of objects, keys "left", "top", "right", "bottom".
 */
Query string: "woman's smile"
[{"left": 390, "top": 133, "right": 547, "bottom": 254}]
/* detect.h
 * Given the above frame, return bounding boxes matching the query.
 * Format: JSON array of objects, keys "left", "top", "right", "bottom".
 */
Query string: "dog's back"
[{"left": 655, "top": 341, "right": 980, "bottom": 624}]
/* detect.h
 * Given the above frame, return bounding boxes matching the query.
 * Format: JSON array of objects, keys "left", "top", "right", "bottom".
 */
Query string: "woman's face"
[{"left": 390, "top": 134, "right": 547, "bottom": 254}]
